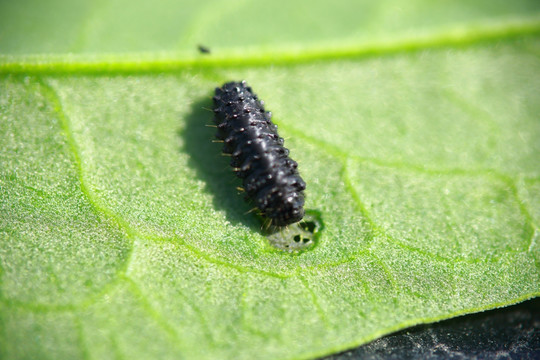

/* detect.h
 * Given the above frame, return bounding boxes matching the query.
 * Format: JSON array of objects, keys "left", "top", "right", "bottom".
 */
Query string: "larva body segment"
[{"left": 212, "top": 81, "right": 306, "bottom": 226}]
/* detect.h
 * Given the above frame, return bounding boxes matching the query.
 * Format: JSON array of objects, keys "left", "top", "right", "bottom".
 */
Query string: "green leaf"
[{"left": 1, "top": 1, "right": 539, "bottom": 359}]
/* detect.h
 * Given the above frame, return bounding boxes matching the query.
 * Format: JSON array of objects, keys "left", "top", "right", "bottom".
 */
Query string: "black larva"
[{"left": 212, "top": 81, "right": 306, "bottom": 226}]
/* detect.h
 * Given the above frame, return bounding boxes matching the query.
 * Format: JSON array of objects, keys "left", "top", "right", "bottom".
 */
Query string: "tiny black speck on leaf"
[{"left": 198, "top": 44, "right": 211, "bottom": 54}]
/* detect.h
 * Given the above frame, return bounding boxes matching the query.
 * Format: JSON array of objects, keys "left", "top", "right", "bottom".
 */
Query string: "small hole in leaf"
[
  {"left": 299, "top": 221, "right": 316, "bottom": 233},
  {"left": 265, "top": 211, "right": 323, "bottom": 253}
]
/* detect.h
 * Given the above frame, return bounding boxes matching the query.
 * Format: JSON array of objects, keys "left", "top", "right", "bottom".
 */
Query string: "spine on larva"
[{"left": 212, "top": 81, "right": 306, "bottom": 226}]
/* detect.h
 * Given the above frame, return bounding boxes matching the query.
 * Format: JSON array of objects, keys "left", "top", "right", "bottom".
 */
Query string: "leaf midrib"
[{"left": 1, "top": 17, "right": 540, "bottom": 74}]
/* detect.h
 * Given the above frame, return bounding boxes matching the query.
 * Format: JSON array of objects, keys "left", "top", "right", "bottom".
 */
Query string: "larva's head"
[{"left": 270, "top": 191, "right": 305, "bottom": 226}]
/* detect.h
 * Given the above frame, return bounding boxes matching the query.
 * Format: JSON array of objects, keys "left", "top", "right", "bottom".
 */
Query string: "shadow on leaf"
[{"left": 180, "top": 95, "right": 263, "bottom": 232}]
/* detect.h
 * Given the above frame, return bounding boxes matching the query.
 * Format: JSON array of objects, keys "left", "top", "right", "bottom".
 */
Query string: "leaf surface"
[{"left": 1, "top": 1, "right": 539, "bottom": 359}]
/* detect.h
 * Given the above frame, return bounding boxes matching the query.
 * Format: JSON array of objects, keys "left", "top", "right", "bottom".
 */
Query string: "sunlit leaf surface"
[{"left": 1, "top": 1, "right": 539, "bottom": 359}]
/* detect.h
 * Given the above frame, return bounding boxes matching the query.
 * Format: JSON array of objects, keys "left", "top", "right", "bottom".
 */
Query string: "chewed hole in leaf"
[
  {"left": 266, "top": 212, "right": 322, "bottom": 253},
  {"left": 299, "top": 221, "right": 317, "bottom": 233}
]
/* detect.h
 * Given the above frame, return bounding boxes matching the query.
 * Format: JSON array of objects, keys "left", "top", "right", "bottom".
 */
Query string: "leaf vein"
[
  {"left": 298, "top": 273, "right": 330, "bottom": 329},
  {"left": 2, "top": 18, "right": 540, "bottom": 75}
]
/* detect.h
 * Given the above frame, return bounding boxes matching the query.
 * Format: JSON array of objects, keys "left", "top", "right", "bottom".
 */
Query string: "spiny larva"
[{"left": 212, "top": 81, "right": 306, "bottom": 226}]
